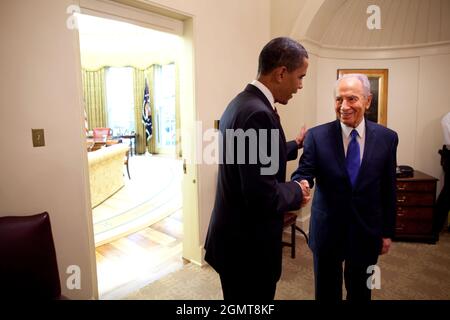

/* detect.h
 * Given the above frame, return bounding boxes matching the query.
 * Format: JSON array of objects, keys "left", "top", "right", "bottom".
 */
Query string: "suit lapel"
[
  {"left": 330, "top": 120, "right": 348, "bottom": 177},
  {"left": 244, "top": 84, "right": 273, "bottom": 112},
  {"left": 244, "top": 84, "right": 287, "bottom": 142}
]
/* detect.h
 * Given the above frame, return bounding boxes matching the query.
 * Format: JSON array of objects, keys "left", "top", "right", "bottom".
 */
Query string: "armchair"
[
  {"left": 0, "top": 212, "right": 66, "bottom": 299},
  {"left": 93, "top": 127, "right": 113, "bottom": 142}
]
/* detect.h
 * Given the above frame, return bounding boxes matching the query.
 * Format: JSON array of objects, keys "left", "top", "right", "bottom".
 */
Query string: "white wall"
[
  {"left": 270, "top": 0, "right": 307, "bottom": 37},
  {"left": 279, "top": 52, "right": 318, "bottom": 177},
  {"left": 0, "top": 0, "right": 97, "bottom": 299},
  {"left": 0, "top": 0, "right": 271, "bottom": 298},
  {"left": 415, "top": 54, "right": 450, "bottom": 184}
]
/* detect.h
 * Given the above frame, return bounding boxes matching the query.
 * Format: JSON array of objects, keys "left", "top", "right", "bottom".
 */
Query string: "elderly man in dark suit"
[
  {"left": 204, "top": 37, "right": 311, "bottom": 300},
  {"left": 292, "top": 74, "right": 399, "bottom": 301}
]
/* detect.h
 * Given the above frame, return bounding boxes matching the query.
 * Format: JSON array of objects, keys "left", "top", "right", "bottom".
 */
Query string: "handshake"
[{"left": 296, "top": 179, "right": 311, "bottom": 207}]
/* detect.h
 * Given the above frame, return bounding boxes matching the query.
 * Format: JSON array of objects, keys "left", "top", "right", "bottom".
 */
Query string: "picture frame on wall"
[{"left": 337, "top": 69, "right": 388, "bottom": 126}]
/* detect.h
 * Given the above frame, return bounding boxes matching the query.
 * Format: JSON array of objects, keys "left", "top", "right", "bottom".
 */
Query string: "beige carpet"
[{"left": 126, "top": 232, "right": 450, "bottom": 300}]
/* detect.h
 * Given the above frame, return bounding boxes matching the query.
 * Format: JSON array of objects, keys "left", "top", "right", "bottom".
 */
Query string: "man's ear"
[
  {"left": 273, "top": 66, "right": 287, "bottom": 83},
  {"left": 365, "top": 94, "right": 373, "bottom": 109}
]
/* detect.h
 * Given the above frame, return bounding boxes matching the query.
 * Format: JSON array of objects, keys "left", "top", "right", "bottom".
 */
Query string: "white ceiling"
[
  {"left": 305, "top": 0, "right": 450, "bottom": 48},
  {"left": 77, "top": 13, "right": 181, "bottom": 70}
]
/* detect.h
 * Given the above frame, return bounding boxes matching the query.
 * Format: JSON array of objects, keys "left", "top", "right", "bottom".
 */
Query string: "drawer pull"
[
  {"left": 396, "top": 226, "right": 404, "bottom": 231},
  {"left": 397, "top": 213, "right": 405, "bottom": 217},
  {"left": 397, "top": 199, "right": 405, "bottom": 203},
  {"left": 397, "top": 185, "right": 406, "bottom": 190}
]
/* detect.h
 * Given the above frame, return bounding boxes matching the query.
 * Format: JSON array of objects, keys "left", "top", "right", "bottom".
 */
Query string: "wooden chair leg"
[
  {"left": 295, "top": 225, "right": 309, "bottom": 244},
  {"left": 126, "top": 162, "right": 130, "bottom": 179}
]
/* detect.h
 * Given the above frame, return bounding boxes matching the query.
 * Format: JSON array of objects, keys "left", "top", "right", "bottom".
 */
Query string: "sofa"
[{"left": 88, "top": 143, "right": 129, "bottom": 208}]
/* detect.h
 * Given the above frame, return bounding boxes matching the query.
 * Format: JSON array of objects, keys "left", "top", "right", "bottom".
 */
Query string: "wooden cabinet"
[{"left": 394, "top": 170, "right": 438, "bottom": 243}]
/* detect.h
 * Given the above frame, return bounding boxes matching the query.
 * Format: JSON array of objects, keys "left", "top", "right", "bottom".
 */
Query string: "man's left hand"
[
  {"left": 295, "top": 125, "right": 307, "bottom": 148},
  {"left": 380, "top": 238, "right": 392, "bottom": 255}
]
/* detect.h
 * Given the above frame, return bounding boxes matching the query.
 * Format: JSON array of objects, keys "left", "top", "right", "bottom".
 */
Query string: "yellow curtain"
[
  {"left": 144, "top": 65, "right": 156, "bottom": 154},
  {"left": 133, "top": 68, "right": 146, "bottom": 154},
  {"left": 81, "top": 68, "right": 107, "bottom": 129}
]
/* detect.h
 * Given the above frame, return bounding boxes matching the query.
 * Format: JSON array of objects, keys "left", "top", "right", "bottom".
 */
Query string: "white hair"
[{"left": 335, "top": 73, "right": 371, "bottom": 97}]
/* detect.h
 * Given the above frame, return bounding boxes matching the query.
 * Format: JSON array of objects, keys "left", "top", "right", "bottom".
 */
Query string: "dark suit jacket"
[
  {"left": 291, "top": 119, "right": 398, "bottom": 262},
  {"left": 204, "top": 84, "right": 302, "bottom": 282}
]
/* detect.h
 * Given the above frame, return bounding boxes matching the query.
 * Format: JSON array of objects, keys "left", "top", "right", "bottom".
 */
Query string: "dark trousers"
[
  {"left": 219, "top": 272, "right": 277, "bottom": 301},
  {"left": 434, "top": 146, "right": 450, "bottom": 235},
  {"left": 313, "top": 252, "right": 378, "bottom": 301}
]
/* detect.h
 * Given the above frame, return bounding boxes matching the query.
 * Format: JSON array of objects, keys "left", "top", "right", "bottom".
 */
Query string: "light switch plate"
[{"left": 32, "top": 129, "right": 45, "bottom": 147}]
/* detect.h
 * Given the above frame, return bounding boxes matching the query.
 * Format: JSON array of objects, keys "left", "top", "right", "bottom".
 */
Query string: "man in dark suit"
[
  {"left": 204, "top": 37, "right": 311, "bottom": 300},
  {"left": 434, "top": 112, "right": 450, "bottom": 235},
  {"left": 292, "top": 74, "right": 399, "bottom": 301}
]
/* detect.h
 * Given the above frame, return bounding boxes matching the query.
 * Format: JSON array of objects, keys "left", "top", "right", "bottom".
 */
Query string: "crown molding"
[{"left": 300, "top": 38, "right": 450, "bottom": 60}]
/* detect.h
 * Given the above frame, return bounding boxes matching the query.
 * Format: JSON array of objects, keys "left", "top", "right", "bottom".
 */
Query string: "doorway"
[{"left": 76, "top": 2, "right": 199, "bottom": 298}]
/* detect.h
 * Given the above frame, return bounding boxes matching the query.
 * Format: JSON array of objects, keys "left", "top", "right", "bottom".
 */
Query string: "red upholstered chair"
[
  {"left": 93, "top": 127, "right": 113, "bottom": 142},
  {"left": 0, "top": 212, "right": 66, "bottom": 299}
]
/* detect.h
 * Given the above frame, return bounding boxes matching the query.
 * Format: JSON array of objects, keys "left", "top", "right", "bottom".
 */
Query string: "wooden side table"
[{"left": 394, "top": 170, "right": 438, "bottom": 243}]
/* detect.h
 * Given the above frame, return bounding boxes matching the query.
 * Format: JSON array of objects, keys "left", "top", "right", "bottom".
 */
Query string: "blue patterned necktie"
[{"left": 346, "top": 129, "right": 360, "bottom": 186}]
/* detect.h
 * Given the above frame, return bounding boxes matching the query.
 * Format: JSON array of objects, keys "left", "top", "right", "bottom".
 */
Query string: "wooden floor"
[{"left": 96, "top": 209, "right": 186, "bottom": 299}]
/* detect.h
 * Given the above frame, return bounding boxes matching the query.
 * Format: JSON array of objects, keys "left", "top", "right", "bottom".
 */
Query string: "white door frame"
[{"left": 76, "top": 0, "right": 202, "bottom": 297}]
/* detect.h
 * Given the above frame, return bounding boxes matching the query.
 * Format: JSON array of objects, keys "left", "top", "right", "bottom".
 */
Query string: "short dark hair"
[{"left": 258, "top": 37, "right": 308, "bottom": 75}]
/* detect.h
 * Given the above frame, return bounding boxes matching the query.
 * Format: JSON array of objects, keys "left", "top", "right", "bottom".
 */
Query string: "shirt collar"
[
  {"left": 250, "top": 80, "right": 275, "bottom": 110},
  {"left": 340, "top": 119, "right": 365, "bottom": 138}
]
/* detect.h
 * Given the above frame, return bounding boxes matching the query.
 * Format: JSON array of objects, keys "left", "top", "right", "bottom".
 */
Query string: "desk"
[
  {"left": 87, "top": 139, "right": 120, "bottom": 152},
  {"left": 88, "top": 134, "right": 136, "bottom": 155}
]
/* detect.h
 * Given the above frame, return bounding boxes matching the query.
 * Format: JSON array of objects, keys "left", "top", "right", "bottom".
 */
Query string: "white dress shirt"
[
  {"left": 250, "top": 80, "right": 275, "bottom": 110},
  {"left": 341, "top": 120, "right": 365, "bottom": 162}
]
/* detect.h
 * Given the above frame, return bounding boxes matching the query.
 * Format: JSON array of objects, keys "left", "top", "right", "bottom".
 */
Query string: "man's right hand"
[{"left": 296, "top": 179, "right": 311, "bottom": 207}]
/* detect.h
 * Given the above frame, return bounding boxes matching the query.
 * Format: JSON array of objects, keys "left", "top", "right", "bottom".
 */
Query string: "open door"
[{"left": 178, "top": 18, "right": 203, "bottom": 265}]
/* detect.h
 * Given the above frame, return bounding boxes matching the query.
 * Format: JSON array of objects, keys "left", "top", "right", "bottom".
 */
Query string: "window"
[
  {"left": 105, "top": 67, "right": 135, "bottom": 136},
  {"left": 154, "top": 63, "right": 176, "bottom": 148}
]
